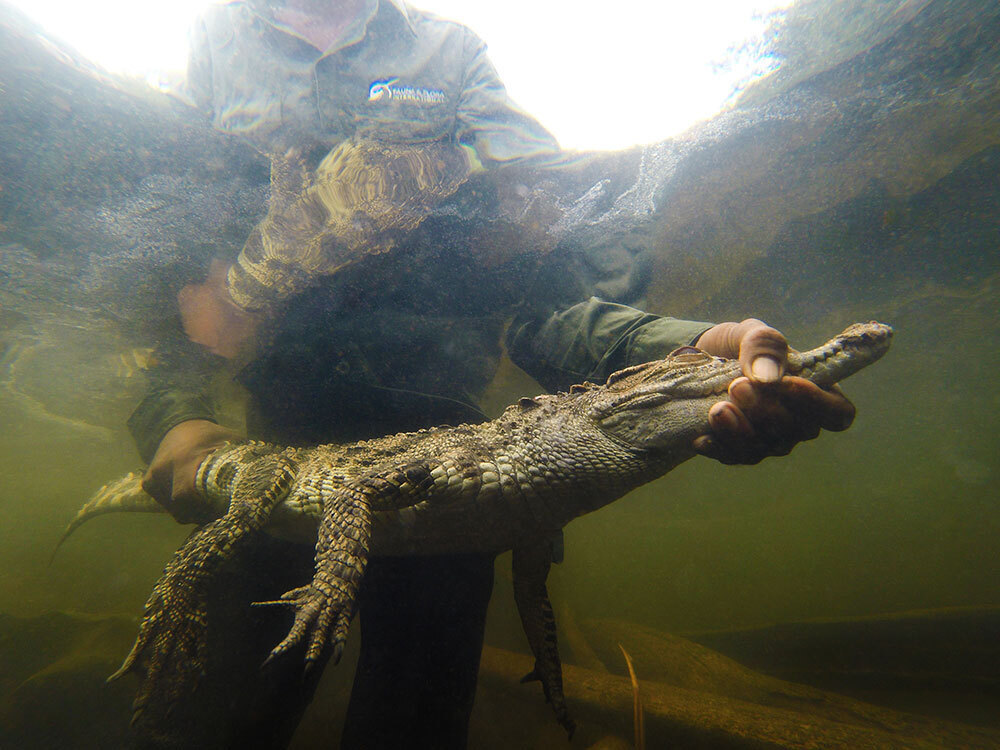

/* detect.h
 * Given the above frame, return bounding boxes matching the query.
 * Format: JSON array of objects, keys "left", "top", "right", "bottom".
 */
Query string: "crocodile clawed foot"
[
  {"left": 109, "top": 573, "right": 210, "bottom": 720},
  {"left": 257, "top": 484, "right": 371, "bottom": 671},
  {"left": 256, "top": 581, "right": 353, "bottom": 668},
  {"left": 520, "top": 667, "right": 575, "bottom": 738},
  {"left": 111, "top": 451, "right": 297, "bottom": 718},
  {"left": 511, "top": 540, "right": 574, "bottom": 737}
]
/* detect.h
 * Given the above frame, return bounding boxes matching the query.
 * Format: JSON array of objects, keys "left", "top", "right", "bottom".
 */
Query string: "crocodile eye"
[{"left": 667, "top": 346, "right": 714, "bottom": 365}]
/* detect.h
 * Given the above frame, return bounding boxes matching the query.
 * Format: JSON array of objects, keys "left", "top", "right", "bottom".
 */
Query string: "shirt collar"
[
  {"left": 381, "top": 0, "right": 416, "bottom": 35},
  {"left": 240, "top": 0, "right": 416, "bottom": 37}
]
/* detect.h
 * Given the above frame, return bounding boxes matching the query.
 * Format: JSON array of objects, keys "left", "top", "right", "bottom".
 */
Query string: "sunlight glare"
[{"left": 7, "top": 0, "right": 790, "bottom": 150}]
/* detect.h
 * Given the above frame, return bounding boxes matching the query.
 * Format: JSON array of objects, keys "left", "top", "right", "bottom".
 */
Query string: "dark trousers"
[
  {"left": 130, "top": 537, "right": 495, "bottom": 750},
  {"left": 342, "top": 554, "right": 496, "bottom": 750}
]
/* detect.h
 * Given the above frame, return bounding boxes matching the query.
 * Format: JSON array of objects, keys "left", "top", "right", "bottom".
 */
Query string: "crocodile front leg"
[
  {"left": 513, "top": 536, "right": 574, "bottom": 737},
  {"left": 111, "top": 452, "right": 297, "bottom": 718}
]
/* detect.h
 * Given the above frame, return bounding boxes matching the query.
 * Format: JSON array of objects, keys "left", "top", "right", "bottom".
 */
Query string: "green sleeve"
[
  {"left": 127, "top": 388, "right": 218, "bottom": 464},
  {"left": 126, "top": 336, "right": 223, "bottom": 463},
  {"left": 506, "top": 297, "right": 713, "bottom": 393}
]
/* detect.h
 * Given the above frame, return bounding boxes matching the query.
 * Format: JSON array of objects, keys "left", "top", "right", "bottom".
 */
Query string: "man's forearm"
[
  {"left": 128, "top": 387, "right": 218, "bottom": 464},
  {"left": 506, "top": 296, "right": 713, "bottom": 393}
]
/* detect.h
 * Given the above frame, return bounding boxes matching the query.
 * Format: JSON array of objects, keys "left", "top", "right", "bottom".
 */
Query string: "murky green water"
[{"left": 2, "top": 0, "right": 999, "bottom": 748}]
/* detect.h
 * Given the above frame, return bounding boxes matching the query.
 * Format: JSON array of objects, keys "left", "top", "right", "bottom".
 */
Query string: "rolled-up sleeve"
[
  {"left": 128, "top": 387, "right": 218, "bottom": 464},
  {"left": 507, "top": 297, "right": 713, "bottom": 393},
  {"left": 126, "top": 336, "right": 223, "bottom": 463},
  {"left": 454, "top": 31, "right": 562, "bottom": 167},
  {"left": 176, "top": 17, "right": 215, "bottom": 115}
]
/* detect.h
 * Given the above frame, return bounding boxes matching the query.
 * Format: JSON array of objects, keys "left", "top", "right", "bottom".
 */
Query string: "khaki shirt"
[{"left": 183, "top": 0, "right": 559, "bottom": 165}]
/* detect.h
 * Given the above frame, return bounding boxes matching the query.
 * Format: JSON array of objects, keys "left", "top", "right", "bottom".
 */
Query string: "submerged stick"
[{"left": 619, "top": 643, "right": 645, "bottom": 750}]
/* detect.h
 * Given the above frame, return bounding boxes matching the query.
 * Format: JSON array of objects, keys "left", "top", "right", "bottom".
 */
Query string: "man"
[{"left": 130, "top": 1, "right": 854, "bottom": 747}]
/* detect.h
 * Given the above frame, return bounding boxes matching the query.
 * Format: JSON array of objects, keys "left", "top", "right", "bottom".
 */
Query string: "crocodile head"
[{"left": 586, "top": 322, "right": 893, "bottom": 453}]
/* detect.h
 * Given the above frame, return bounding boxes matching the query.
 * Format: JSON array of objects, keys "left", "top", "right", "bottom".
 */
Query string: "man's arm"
[
  {"left": 507, "top": 298, "right": 855, "bottom": 465},
  {"left": 454, "top": 29, "right": 562, "bottom": 168},
  {"left": 125, "top": 323, "right": 242, "bottom": 522},
  {"left": 138, "top": 419, "right": 241, "bottom": 525}
]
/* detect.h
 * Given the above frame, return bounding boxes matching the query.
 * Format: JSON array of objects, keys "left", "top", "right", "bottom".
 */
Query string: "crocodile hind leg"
[
  {"left": 111, "top": 452, "right": 297, "bottom": 719},
  {"left": 261, "top": 460, "right": 441, "bottom": 666},
  {"left": 513, "top": 536, "right": 575, "bottom": 737},
  {"left": 259, "top": 482, "right": 372, "bottom": 667}
]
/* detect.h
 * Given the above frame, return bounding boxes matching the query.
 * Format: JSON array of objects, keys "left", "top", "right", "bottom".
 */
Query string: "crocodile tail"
[{"left": 50, "top": 472, "right": 164, "bottom": 564}]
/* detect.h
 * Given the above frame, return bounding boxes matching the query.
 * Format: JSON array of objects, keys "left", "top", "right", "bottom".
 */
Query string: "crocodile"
[{"left": 59, "top": 321, "right": 892, "bottom": 735}]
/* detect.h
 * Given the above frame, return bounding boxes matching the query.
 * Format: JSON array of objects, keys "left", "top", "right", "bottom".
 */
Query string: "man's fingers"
[
  {"left": 141, "top": 466, "right": 189, "bottom": 521},
  {"left": 695, "top": 319, "right": 789, "bottom": 382},
  {"left": 731, "top": 378, "right": 801, "bottom": 442},
  {"left": 696, "top": 376, "right": 856, "bottom": 465},
  {"left": 738, "top": 325, "right": 788, "bottom": 383},
  {"left": 693, "top": 321, "right": 857, "bottom": 467},
  {"left": 778, "top": 377, "right": 856, "bottom": 431},
  {"left": 703, "top": 395, "right": 768, "bottom": 464},
  {"left": 143, "top": 456, "right": 210, "bottom": 523},
  {"left": 730, "top": 376, "right": 852, "bottom": 436},
  {"left": 141, "top": 461, "right": 182, "bottom": 508},
  {"left": 693, "top": 432, "right": 766, "bottom": 465},
  {"left": 708, "top": 401, "right": 753, "bottom": 437}
]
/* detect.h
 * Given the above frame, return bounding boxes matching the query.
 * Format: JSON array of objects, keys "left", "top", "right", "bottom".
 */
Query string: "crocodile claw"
[
  {"left": 520, "top": 666, "right": 575, "bottom": 738},
  {"left": 256, "top": 582, "right": 353, "bottom": 667},
  {"left": 109, "top": 559, "right": 211, "bottom": 719}
]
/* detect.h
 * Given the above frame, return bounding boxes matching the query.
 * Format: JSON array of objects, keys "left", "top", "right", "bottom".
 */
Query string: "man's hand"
[
  {"left": 692, "top": 319, "right": 856, "bottom": 465},
  {"left": 142, "top": 420, "right": 242, "bottom": 524},
  {"left": 178, "top": 259, "right": 258, "bottom": 359}
]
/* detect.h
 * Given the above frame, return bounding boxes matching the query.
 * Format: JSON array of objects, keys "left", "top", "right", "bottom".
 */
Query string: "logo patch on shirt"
[{"left": 368, "top": 77, "right": 446, "bottom": 104}]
